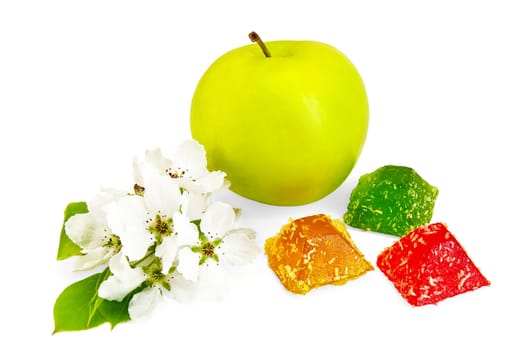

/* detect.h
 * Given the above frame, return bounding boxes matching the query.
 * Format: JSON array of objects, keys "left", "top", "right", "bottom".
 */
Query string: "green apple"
[{"left": 190, "top": 32, "right": 368, "bottom": 206}]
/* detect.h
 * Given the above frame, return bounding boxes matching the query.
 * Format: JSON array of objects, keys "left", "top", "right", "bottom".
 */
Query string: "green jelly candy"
[{"left": 343, "top": 165, "right": 439, "bottom": 237}]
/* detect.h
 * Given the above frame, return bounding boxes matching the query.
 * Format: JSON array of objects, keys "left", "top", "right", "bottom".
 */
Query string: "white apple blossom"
[
  {"left": 98, "top": 252, "right": 146, "bottom": 302},
  {"left": 123, "top": 255, "right": 175, "bottom": 320},
  {"left": 154, "top": 211, "right": 200, "bottom": 275},
  {"left": 59, "top": 139, "right": 261, "bottom": 327},
  {"left": 170, "top": 201, "right": 260, "bottom": 301},
  {"left": 103, "top": 170, "right": 183, "bottom": 262},
  {"left": 99, "top": 249, "right": 178, "bottom": 320},
  {"left": 133, "top": 139, "right": 229, "bottom": 197},
  {"left": 64, "top": 188, "right": 127, "bottom": 270},
  {"left": 128, "top": 286, "right": 163, "bottom": 320},
  {"left": 96, "top": 167, "right": 205, "bottom": 319}
]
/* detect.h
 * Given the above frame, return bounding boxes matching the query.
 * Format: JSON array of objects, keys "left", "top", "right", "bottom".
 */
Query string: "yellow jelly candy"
[{"left": 265, "top": 214, "right": 373, "bottom": 294}]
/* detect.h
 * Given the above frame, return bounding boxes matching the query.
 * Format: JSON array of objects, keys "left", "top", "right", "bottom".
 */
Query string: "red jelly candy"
[{"left": 377, "top": 222, "right": 490, "bottom": 306}]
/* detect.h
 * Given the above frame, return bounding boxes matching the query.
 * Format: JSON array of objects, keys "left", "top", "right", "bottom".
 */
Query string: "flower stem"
[
  {"left": 130, "top": 247, "right": 155, "bottom": 268},
  {"left": 249, "top": 31, "right": 271, "bottom": 58}
]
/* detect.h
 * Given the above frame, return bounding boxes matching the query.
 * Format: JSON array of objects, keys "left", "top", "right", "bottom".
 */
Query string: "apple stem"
[{"left": 249, "top": 31, "right": 271, "bottom": 58}]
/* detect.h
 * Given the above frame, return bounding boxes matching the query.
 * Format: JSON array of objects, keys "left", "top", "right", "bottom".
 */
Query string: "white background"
[{"left": 1, "top": 0, "right": 525, "bottom": 349}]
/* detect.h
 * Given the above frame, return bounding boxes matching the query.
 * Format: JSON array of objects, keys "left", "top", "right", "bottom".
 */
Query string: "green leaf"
[
  {"left": 98, "top": 288, "right": 140, "bottom": 329},
  {"left": 53, "top": 269, "right": 108, "bottom": 333},
  {"left": 56, "top": 201, "right": 88, "bottom": 260},
  {"left": 53, "top": 268, "right": 141, "bottom": 333}
]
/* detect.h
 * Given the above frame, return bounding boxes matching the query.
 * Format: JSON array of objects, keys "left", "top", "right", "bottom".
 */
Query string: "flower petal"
[
  {"left": 88, "top": 187, "right": 128, "bottom": 213},
  {"left": 220, "top": 229, "right": 260, "bottom": 266},
  {"left": 72, "top": 246, "right": 113, "bottom": 271},
  {"left": 133, "top": 148, "right": 173, "bottom": 186},
  {"left": 180, "top": 191, "right": 209, "bottom": 221},
  {"left": 64, "top": 213, "right": 107, "bottom": 250},
  {"left": 172, "top": 212, "right": 200, "bottom": 246},
  {"left": 143, "top": 170, "right": 182, "bottom": 218},
  {"left": 179, "top": 170, "right": 226, "bottom": 194},
  {"left": 98, "top": 253, "right": 146, "bottom": 302},
  {"left": 227, "top": 227, "right": 257, "bottom": 240},
  {"left": 104, "top": 196, "right": 153, "bottom": 261},
  {"left": 155, "top": 235, "right": 179, "bottom": 274},
  {"left": 174, "top": 139, "right": 207, "bottom": 178},
  {"left": 166, "top": 274, "right": 196, "bottom": 303},
  {"left": 200, "top": 170, "right": 228, "bottom": 192},
  {"left": 176, "top": 247, "right": 200, "bottom": 282},
  {"left": 200, "top": 201, "right": 235, "bottom": 240},
  {"left": 128, "top": 287, "right": 162, "bottom": 320},
  {"left": 169, "top": 264, "right": 229, "bottom": 302}
]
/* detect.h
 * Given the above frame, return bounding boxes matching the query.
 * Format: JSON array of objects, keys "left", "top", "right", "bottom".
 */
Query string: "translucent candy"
[
  {"left": 344, "top": 165, "right": 439, "bottom": 236},
  {"left": 265, "top": 214, "right": 373, "bottom": 294},
  {"left": 377, "top": 222, "right": 490, "bottom": 306}
]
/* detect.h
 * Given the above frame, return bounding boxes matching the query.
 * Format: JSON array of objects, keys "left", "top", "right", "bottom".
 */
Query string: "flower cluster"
[{"left": 59, "top": 139, "right": 260, "bottom": 323}]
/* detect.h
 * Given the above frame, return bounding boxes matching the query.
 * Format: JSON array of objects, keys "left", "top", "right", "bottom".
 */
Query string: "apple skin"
[{"left": 190, "top": 39, "right": 368, "bottom": 206}]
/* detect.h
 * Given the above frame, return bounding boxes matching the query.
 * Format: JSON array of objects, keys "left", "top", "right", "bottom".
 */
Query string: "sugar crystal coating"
[
  {"left": 377, "top": 222, "right": 490, "bottom": 306},
  {"left": 344, "top": 165, "right": 438, "bottom": 236},
  {"left": 265, "top": 214, "right": 373, "bottom": 294}
]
